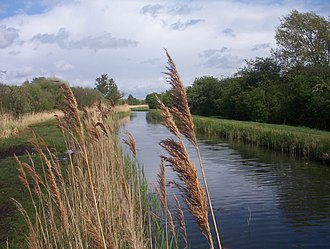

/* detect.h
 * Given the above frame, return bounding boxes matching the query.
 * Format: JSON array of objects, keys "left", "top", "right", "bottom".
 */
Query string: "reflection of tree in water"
[{"left": 199, "top": 135, "right": 330, "bottom": 228}]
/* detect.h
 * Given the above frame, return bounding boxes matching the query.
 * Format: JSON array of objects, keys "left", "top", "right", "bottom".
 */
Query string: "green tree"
[
  {"left": 126, "top": 94, "right": 139, "bottom": 105},
  {"left": 187, "top": 76, "right": 222, "bottom": 116},
  {"left": 72, "top": 87, "right": 103, "bottom": 109},
  {"left": 274, "top": 10, "right": 330, "bottom": 69},
  {"left": 145, "top": 92, "right": 158, "bottom": 109},
  {"left": 95, "top": 74, "right": 124, "bottom": 105}
]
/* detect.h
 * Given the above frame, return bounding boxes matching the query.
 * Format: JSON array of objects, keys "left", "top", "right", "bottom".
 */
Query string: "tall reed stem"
[{"left": 196, "top": 147, "right": 222, "bottom": 249}]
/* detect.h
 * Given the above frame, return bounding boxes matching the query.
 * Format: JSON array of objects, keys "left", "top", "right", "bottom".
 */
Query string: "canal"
[{"left": 120, "top": 111, "right": 330, "bottom": 249}]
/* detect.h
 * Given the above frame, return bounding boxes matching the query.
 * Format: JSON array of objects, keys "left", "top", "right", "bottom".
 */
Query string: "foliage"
[
  {"left": 126, "top": 94, "right": 140, "bottom": 105},
  {"left": 274, "top": 10, "right": 330, "bottom": 69},
  {"left": 184, "top": 10, "right": 330, "bottom": 131},
  {"left": 94, "top": 74, "right": 124, "bottom": 105},
  {"left": 0, "top": 78, "right": 105, "bottom": 117},
  {"left": 145, "top": 91, "right": 172, "bottom": 109}
]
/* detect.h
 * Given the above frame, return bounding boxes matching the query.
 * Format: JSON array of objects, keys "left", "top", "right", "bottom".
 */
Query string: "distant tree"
[
  {"left": 126, "top": 94, "right": 139, "bottom": 105},
  {"left": 72, "top": 87, "right": 103, "bottom": 109},
  {"left": 145, "top": 92, "right": 158, "bottom": 109},
  {"left": 95, "top": 74, "right": 124, "bottom": 105},
  {"left": 187, "top": 76, "right": 222, "bottom": 116},
  {"left": 274, "top": 10, "right": 330, "bottom": 69}
]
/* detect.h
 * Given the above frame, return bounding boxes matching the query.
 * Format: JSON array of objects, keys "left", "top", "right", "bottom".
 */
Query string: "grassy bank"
[
  {"left": 129, "top": 104, "right": 149, "bottom": 111},
  {"left": 0, "top": 119, "right": 66, "bottom": 248},
  {"left": 0, "top": 111, "right": 63, "bottom": 138},
  {"left": 0, "top": 96, "right": 169, "bottom": 248},
  {"left": 147, "top": 109, "right": 330, "bottom": 163}
]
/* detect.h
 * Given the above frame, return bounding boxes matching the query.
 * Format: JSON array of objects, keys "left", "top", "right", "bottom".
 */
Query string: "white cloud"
[
  {"left": 0, "top": 0, "right": 328, "bottom": 98},
  {"left": 0, "top": 25, "right": 21, "bottom": 48}
]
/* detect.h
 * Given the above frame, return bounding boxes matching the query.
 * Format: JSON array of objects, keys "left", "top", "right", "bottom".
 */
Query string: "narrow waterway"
[{"left": 120, "top": 111, "right": 330, "bottom": 249}]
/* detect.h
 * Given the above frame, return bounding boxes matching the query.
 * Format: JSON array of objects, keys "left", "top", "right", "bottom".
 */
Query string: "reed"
[
  {"left": 0, "top": 111, "right": 63, "bottom": 138},
  {"left": 193, "top": 116, "right": 330, "bottom": 163},
  {"left": 158, "top": 50, "right": 222, "bottom": 249},
  {"left": 146, "top": 110, "right": 330, "bottom": 164},
  {"left": 14, "top": 84, "right": 165, "bottom": 249}
]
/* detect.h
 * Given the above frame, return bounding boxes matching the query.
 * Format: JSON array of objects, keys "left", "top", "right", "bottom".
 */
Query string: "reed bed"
[
  {"left": 147, "top": 110, "right": 330, "bottom": 163},
  {"left": 194, "top": 116, "right": 330, "bottom": 163},
  {"left": 0, "top": 111, "right": 63, "bottom": 138},
  {"left": 14, "top": 86, "right": 164, "bottom": 249},
  {"left": 15, "top": 52, "right": 225, "bottom": 249}
]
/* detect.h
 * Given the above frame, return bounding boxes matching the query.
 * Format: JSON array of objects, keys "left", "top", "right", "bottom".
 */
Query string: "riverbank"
[
  {"left": 0, "top": 109, "right": 147, "bottom": 248},
  {"left": 147, "top": 109, "right": 330, "bottom": 164}
]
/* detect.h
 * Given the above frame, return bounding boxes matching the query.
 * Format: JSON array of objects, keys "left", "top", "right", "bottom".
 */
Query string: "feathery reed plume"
[
  {"left": 162, "top": 50, "right": 222, "bottom": 249},
  {"left": 157, "top": 97, "right": 181, "bottom": 139},
  {"left": 163, "top": 49, "right": 196, "bottom": 146},
  {"left": 123, "top": 131, "right": 137, "bottom": 158},
  {"left": 30, "top": 138, "right": 68, "bottom": 229},
  {"left": 174, "top": 195, "right": 188, "bottom": 249},
  {"left": 159, "top": 139, "right": 213, "bottom": 247},
  {"left": 60, "top": 83, "right": 84, "bottom": 138}
]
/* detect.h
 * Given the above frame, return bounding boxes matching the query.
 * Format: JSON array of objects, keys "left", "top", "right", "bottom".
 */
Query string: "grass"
[
  {"left": 129, "top": 105, "right": 149, "bottom": 111},
  {"left": 0, "top": 120, "right": 66, "bottom": 248},
  {"left": 146, "top": 109, "right": 330, "bottom": 164},
  {"left": 0, "top": 111, "right": 63, "bottom": 139},
  {"left": 1, "top": 87, "right": 168, "bottom": 249}
]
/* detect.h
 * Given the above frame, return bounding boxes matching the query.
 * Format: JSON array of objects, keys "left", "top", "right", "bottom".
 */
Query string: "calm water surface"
[{"left": 120, "top": 112, "right": 330, "bottom": 249}]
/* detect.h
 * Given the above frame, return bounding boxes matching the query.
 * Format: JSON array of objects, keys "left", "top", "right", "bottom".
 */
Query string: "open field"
[
  {"left": 146, "top": 109, "right": 330, "bottom": 163},
  {"left": 0, "top": 111, "right": 63, "bottom": 139},
  {"left": 128, "top": 104, "right": 149, "bottom": 111}
]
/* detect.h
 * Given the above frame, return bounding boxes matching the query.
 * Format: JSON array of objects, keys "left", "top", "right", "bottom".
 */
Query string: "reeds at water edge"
[
  {"left": 157, "top": 50, "right": 222, "bottom": 249},
  {"left": 13, "top": 84, "right": 162, "bottom": 249}
]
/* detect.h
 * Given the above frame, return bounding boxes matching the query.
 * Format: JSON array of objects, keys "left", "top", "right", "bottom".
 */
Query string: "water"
[{"left": 120, "top": 112, "right": 330, "bottom": 249}]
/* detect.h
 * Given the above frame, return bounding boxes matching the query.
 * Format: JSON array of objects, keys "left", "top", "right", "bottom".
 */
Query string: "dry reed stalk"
[
  {"left": 159, "top": 139, "right": 213, "bottom": 247},
  {"left": 162, "top": 50, "right": 222, "bottom": 249},
  {"left": 156, "top": 159, "right": 169, "bottom": 249},
  {"left": 60, "top": 83, "right": 107, "bottom": 248},
  {"left": 123, "top": 131, "right": 137, "bottom": 158},
  {"left": 174, "top": 195, "right": 188, "bottom": 249}
]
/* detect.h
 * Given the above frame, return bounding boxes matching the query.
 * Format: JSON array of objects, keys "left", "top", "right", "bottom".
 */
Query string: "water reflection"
[{"left": 120, "top": 112, "right": 330, "bottom": 249}]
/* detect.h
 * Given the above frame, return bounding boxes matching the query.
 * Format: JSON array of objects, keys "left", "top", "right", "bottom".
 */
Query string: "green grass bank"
[{"left": 147, "top": 109, "right": 330, "bottom": 164}]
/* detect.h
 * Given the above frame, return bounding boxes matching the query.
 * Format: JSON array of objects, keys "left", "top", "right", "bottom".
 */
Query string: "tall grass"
[
  {"left": 146, "top": 110, "right": 330, "bottom": 163},
  {"left": 14, "top": 86, "right": 165, "bottom": 249},
  {"left": 0, "top": 111, "right": 63, "bottom": 138},
  {"left": 157, "top": 50, "right": 222, "bottom": 249},
  {"left": 14, "top": 53, "right": 226, "bottom": 249},
  {"left": 193, "top": 116, "right": 330, "bottom": 163}
]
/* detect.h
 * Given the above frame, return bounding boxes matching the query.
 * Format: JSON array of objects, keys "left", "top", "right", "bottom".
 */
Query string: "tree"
[
  {"left": 95, "top": 74, "right": 123, "bottom": 105},
  {"left": 126, "top": 94, "right": 139, "bottom": 105},
  {"left": 274, "top": 10, "right": 330, "bottom": 69},
  {"left": 145, "top": 92, "right": 158, "bottom": 109},
  {"left": 187, "top": 76, "right": 222, "bottom": 116}
]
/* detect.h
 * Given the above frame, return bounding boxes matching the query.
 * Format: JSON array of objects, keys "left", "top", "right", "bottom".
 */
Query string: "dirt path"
[{"left": 0, "top": 145, "right": 35, "bottom": 159}]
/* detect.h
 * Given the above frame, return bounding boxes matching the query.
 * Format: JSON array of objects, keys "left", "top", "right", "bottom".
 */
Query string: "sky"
[{"left": 0, "top": 0, "right": 329, "bottom": 98}]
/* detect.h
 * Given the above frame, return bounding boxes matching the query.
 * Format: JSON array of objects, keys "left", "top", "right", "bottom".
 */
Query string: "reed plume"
[{"left": 159, "top": 50, "right": 223, "bottom": 249}]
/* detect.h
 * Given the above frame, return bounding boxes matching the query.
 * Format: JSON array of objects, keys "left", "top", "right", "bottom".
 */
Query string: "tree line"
[
  {"left": 146, "top": 10, "right": 330, "bottom": 131},
  {"left": 0, "top": 74, "right": 145, "bottom": 117},
  {"left": 0, "top": 77, "right": 103, "bottom": 117}
]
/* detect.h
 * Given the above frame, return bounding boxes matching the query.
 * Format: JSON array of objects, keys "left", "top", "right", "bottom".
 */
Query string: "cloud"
[
  {"left": 168, "top": 4, "right": 201, "bottom": 15},
  {"left": 170, "top": 19, "right": 205, "bottom": 31},
  {"left": 69, "top": 33, "right": 138, "bottom": 50},
  {"left": 0, "top": 25, "right": 21, "bottom": 48},
  {"left": 141, "top": 58, "right": 160, "bottom": 65},
  {"left": 199, "top": 48, "right": 245, "bottom": 69},
  {"left": 55, "top": 60, "right": 75, "bottom": 71},
  {"left": 222, "top": 28, "right": 236, "bottom": 37},
  {"left": 140, "top": 4, "right": 163, "bottom": 18},
  {"left": 31, "top": 28, "right": 138, "bottom": 50},
  {"left": 251, "top": 43, "right": 270, "bottom": 51},
  {"left": 31, "top": 27, "right": 69, "bottom": 48}
]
